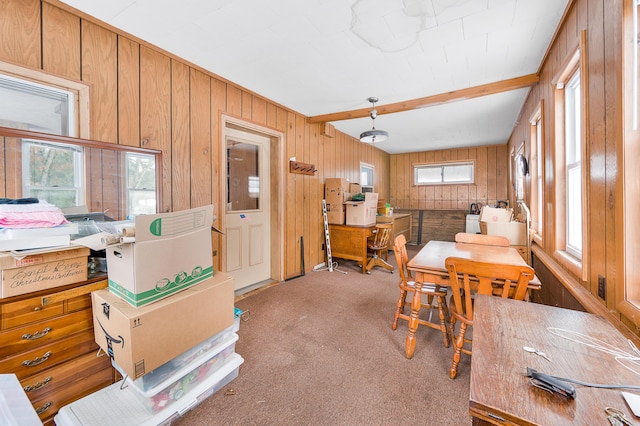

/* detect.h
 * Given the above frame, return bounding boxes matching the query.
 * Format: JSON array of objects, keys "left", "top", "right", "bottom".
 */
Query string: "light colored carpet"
[{"left": 174, "top": 246, "right": 472, "bottom": 426}]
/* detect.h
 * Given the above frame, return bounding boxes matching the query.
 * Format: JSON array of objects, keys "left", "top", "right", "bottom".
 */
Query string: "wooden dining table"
[
  {"left": 403, "top": 240, "right": 541, "bottom": 358},
  {"left": 470, "top": 295, "right": 640, "bottom": 425}
]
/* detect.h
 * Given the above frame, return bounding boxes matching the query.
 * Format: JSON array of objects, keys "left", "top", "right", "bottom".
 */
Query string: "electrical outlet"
[{"left": 598, "top": 275, "right": 606, "bottom": 300}]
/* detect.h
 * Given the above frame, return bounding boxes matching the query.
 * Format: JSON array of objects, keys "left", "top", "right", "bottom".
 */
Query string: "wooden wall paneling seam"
[
  {"left": 117, "top": 37, "right": 140, "bottom": 148},
  {"left": 42, "top": 2, "right": 80, "bottom": 80},
  {"left": 0, "top": 0, "right": 40, "bottom": 69},
  {"left": 210, "top": 79, "right": 227, "bottom": 269},
  {"left": 604, "top": 0, "right": 623, "bottom": 313},
  {"left": 189, "top": 68, "right": 212, "bottom": 207},
  {"left": 308, "top": 123, "right": 320, "bottom": 268},
  {"left": 584, "top": 3, "right": 605, "bottom": 299},
  {"left": 139, "top": 46, "right": 171, "bottom": 213},
  {"left": 284, "top": 111, "right": 297, "bottom": 277},
  {"left": 294, "top": 114, "right": 305, "bottom": 275},
  {"left": 81, "top": 21, "right": 117, "bottom": 144},
  {"left": 171, "top": 60, "right": 191, "bottom": 212}
]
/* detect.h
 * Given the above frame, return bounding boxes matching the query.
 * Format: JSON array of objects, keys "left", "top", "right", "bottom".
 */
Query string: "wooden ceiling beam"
[{"left": 307, "top": 73, "right": 539, "bottom": 123}]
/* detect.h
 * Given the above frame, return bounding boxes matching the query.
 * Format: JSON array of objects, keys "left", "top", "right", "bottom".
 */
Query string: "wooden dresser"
[
  {"left": 0, "top": 276, "right": 117, "bottom": 425},
  {"left": 376, "top": 213, "right": 412, "bottom": 250}
]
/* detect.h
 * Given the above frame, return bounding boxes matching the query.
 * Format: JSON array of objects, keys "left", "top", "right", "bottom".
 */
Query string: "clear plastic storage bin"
[
  {"left": 54, "top": 353, "right": 244, "bottom": 426},
  {"left": 124, "top": 332, "right": 238, "bottom": 413}
]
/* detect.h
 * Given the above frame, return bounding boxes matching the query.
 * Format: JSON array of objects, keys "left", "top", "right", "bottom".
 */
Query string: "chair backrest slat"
[
  {"left": 393, "top": 234, "right": 412, "bottom": 286},
  {"left": 454, "top": 232, "right": 510, "bottom": 247},
  {"left": 445, "top": 256, "right": 535, "bottom": 321}
]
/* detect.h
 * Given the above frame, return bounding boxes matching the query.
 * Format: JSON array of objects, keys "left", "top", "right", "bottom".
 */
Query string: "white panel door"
[{"left": 224, "top": 128, "right": 271, "bottom": 291}]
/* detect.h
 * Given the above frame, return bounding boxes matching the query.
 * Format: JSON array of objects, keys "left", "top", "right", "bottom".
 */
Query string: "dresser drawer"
[
  {"left": 0, "top": 308, "right": 93, "bottom": 358},
  {"left": 21, "top": 350, "right": 112, "bottom": 402},
  {"left": 1, "top": 296, "right": 64, "bottom": 330},
  {"left": 67, "top": 292, "right": 92, "bottom": 312},
  {"left": 0, "top": 330, "right": 99, "bottom": 379},
  {"left": 31, "top": 364, "right": 113, "bottom": 423}
]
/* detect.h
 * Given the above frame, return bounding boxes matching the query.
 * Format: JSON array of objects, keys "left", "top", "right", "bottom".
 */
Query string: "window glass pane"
[
  {"left": 227, "top": 140, "right": 260, "bottom": 211},
  {"left": 567, "top": 165, "right": 582, "bottom": 254},
  {"left": 444, "top": 164, "right": 473, "bottom": 183},
  {"left": 23, "top": 141, "right": 83, "bottom": 208},
  {"left": 360, "top": 164, "right": 373, "bottom": 187},
  {"left": 416, "top": 166, "right": 441, "bottom": 183},
  {"left": 536, "top": 118, "right": 543, "bottom": 234},
  {"left": 0, "top": 74, "right": 73, "bottom": 136},
  {"left": 127, "top": 153, "right": 156, "bottom": 217}
]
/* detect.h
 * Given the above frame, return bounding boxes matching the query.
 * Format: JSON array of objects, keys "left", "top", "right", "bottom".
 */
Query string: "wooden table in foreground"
[
  {"left": 471, "top": 295, "right": 640, "bottom": 425},
  {"left": 328, "top": 224, "right": 375, "bottom": 274},
  {"left": 402, "top": 240, "right": 541, "bottom": 358}
]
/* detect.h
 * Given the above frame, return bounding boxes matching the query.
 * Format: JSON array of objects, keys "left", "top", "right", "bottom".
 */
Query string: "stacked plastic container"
[{"left": 54, "top": 310, "right": 244, "bottom": 425}]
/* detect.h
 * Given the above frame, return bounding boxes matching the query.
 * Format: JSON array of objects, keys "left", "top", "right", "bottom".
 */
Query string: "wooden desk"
[
  {"left": 328, "top": 224, "right": 375, "bottom": 274},
  {"left": 402, "top": 241, "right": 541, "bottom": 358},
  {"left": 471, "top": 295, "right": 640, "bottom": 425}
]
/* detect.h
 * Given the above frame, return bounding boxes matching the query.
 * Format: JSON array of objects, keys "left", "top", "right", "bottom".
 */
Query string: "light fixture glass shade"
[
  {"left": 360, "top": 128, "right": 389, "bottom": 143},
  {"left": 360, "top": 96, "right": 388, "bottom": 143}
]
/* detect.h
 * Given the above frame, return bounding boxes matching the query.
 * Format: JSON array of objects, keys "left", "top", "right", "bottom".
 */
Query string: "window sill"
[{"left": 552, "top": 249, "right": 583, "bottom": 279}]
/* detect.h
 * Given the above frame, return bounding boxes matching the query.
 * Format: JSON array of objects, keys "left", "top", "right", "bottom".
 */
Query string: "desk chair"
[
  {"left": 445, "top": 257, "right": 535, "bottom": 379},
  {"left": 454, "top": 232, "right": 510, "bottom": 247},
  {"left": 392, "top": 235, "right": 450, "bottom": 357},
  {"left": 364, "top": 223, "right": 394, "bottom": 273}
]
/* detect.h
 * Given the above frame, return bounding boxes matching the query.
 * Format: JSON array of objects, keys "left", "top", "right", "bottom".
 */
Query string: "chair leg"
[
  {"left": 450, "top": 322, "right": 467, "bottom": 379},
  {"left": 405, "top": 287, "right": 422, "bottom": 359},
  {"left": 436, "top": 296, "right": 451, "bottom": 348},
  {"left": 392, "top": 289, "right": 407, "bottom": 330}
]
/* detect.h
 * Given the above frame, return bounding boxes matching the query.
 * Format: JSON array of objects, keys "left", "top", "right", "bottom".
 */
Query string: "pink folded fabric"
[{"left": 0, "top": 201, "right": 69, "bottom": 228}]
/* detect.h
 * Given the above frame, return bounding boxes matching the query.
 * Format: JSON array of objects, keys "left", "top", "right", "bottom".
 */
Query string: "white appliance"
[{"left": 466, "top": 214, "right": 481, "bottom": 234}]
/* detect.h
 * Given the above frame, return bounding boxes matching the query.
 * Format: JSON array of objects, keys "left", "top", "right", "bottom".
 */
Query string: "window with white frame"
[
  {"left": 0, "top": 70, "right": 86, "bottom": 208},
  {"left": 552, "top": 40, "right": 586, "bottom": 279},
  {"left": 564, "top": 70, "right": 583, "bottom": 258},
  {"left": 0, "top": 73, "right": 76, "bottom": 136},
  {"left": 360, "top": 163, "right": 374, "bottom": 192},
  {"left": 414, "top": 161, "right": 474, "bottom": 185},
  {"left": 529, "top": 102, "right": 544, "bottom": 243}
]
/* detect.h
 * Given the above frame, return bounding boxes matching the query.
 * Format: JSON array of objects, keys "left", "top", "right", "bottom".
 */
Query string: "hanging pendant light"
[{"left": 359, "top": 97, "right": 389, "bottom": 143}]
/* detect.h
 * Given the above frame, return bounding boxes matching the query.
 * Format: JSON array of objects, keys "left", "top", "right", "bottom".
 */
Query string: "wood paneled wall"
[
  {"left": 389, "top": 145, "right": 508, "bottom": 210},
  {"left": 0, "top": 0, "right": 389, "bottom": 280},
  {"left": 507, "top": 1, "right": 629, "bottom": 330}
]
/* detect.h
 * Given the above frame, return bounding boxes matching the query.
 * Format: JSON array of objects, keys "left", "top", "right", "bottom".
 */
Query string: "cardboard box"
[
  {"left": 106, "top": 205, "right": 214, "bottom": 307},
  {"left": 479, "top": 221, "right": 528, "bottom": 246},
  {"left": 325, "top": 178, "right": 351, "bottom": 203},
  {"left": 0, "top": 246, "right": 89, "bottom": 298},
  {"left": 325, "top": 203, "right": 345, "bottom": 224},
  {"left": 92, "top": 273, "right": 234, "bottom": 379},
  {"left": 345, "top": 193, "right": 379, "bottom": 226},
  {"left": 479, "top": 206, "right": 513, "bottom": 223},
  {"left": 349, "top": 183, "right": 361, "bottom": 194}
]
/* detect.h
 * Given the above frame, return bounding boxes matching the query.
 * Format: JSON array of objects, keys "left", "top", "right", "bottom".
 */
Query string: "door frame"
[{"left": 219, "top": 114, "right": 285, "bottom": 287}]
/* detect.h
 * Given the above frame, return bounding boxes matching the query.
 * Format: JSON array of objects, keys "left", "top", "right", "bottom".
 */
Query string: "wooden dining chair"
[
  {"left": 454, "top": 232, "right": 510, "bottom": 247},
  {"left": 364, "top": 223, "right": 394, "bottom": 273},
  {"left": 392, "top": 235, "right": 450, "bottom": 356},
  {"left": 445, "top": 256, "right": 535, "bottom": 379}
]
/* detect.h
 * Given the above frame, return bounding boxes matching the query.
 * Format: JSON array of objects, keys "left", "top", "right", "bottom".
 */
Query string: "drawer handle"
[
  {"left": 35, "top": 401, "right": 52, "bottom": 415},
  {"left": 22, "top": 327, "right": 52, "bottom": 340},
  {"left": 23, "top": 376, "right": 52, "bottom": 392},
  {"left": 22, "top": 351, "right": 52, "bottom": 367}
]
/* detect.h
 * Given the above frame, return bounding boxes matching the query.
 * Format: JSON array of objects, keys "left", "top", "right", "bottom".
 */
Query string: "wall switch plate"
[{"left": 598, "top": 275, "right": 606, "bottom": 300}]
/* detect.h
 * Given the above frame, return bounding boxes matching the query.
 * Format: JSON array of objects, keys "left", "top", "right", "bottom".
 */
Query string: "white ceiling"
[{"left": 59, "top": 0, "right": 569, "bottom": 154}]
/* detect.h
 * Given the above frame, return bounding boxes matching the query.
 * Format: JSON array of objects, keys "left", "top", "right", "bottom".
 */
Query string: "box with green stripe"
[{"left": 106, "top": 205, "right": 215, "bottom": 307}]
